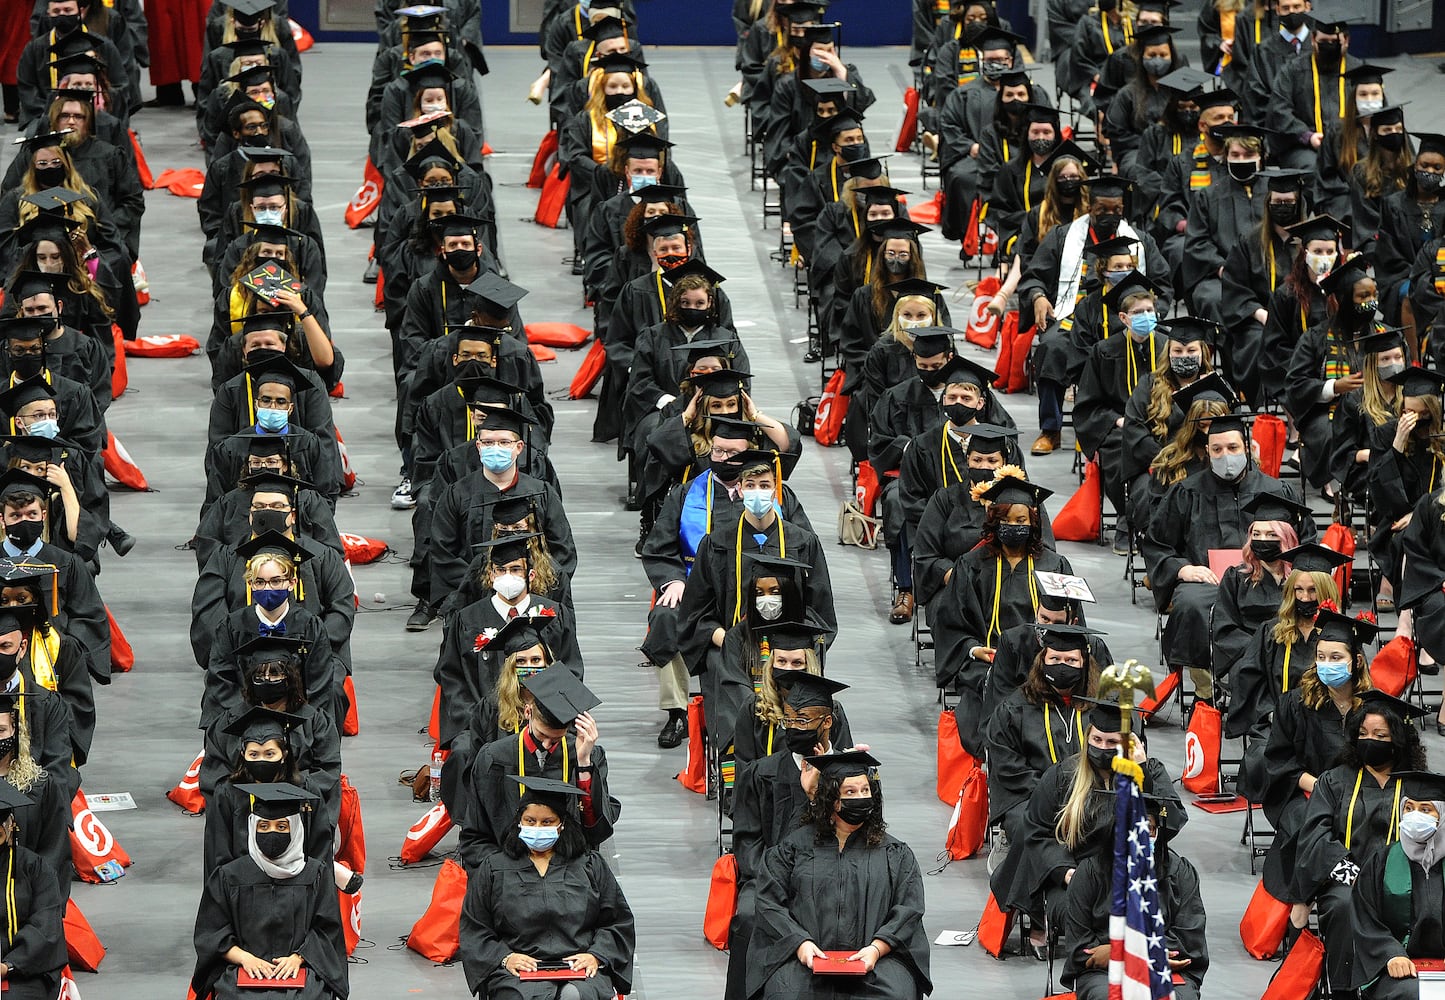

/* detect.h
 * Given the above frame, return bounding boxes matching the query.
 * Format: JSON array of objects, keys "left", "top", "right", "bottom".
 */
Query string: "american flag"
[{"left": 1108, "top": 763, "right": 1175, "bottom": 1000}]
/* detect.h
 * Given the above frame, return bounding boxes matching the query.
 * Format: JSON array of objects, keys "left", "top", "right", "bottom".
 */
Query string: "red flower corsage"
[{"left": 472, "top": 628, "right": 499, "bottom": 652}]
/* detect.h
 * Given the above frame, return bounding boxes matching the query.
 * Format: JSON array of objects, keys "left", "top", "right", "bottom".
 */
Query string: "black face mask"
[
  {"left": 32, "top": 165, "right": 65, "bottom": 188},
  {"left": 51, "top": 13, "right": 80, "bottom": 33},
  {"left": 603, "top": 91, "right": 633, "bottom": 110},
  {"left": 1267, "top": 202, "right": 1299, "bottom": 225},
  {"left": 1092, "top": 212, "right": 1122, "bottom": 237},
  {"left": 4, "top": 521, "right": 42, "bottom": 549},
  {"left": 240, "top": 133, "right": 271, "bottom": 148},
  {"left": 1172, "top": 109, "right": 1201, "bottom": 133},
  {"left": 1249, "top": 539, "right": 1282, "bottom": 563},
  {"left": 245, "top": 347, "right": 285, "bottom": 369},
  {"left": 943, "top": 402, "right": 981, "bottom": 426},
  {"left": 884, "top": 257, "right": 911, "bottom": 276},
  {"left": 1415, "top": 169, "right": 1444, "bottom": 191},
  {"left": 9, "top": 355, "right": 42, "bottom": 380},
  {"left": 1029, "top": 137, "right": 1058, "bottom": 158},
  {"left": 247, "top": 758, "right": 285, "bottom": 782},
  {"left": 452, "top": 360, "right": 488, "bottom": 384},
  {"left": 0, "top": 736, "right": 17, "bottom": 762},
  {"left": 1227, "top": 159, "right": 1258, "bottom": 184},
  {"left": 1042, "top": 660, "right": 1084, "bottom": 690},
  {"left": 251, "top": 509, "right": 289, "bottom": 535},
  {"left": 710, "top": 456, "right": 743, "bottom": 481},
  {"left": 1294, "top": 598, "right": 1319, "bottom": 619},
  {"left": 918, "top": 367, "right": 947, "bottom": 389},
  {"left": 1279, "top": 11, "right": 1307, "bottom": 32},
  {"left": 836, "top": 797, "right": 874, "bottom": 825},
  {"left": 1000, "top": 100, "right": 1023, "bottom": 118},
  {"left": 1315, "top": 40, "right": 1341, "bottom": 62},
  {"left": 784, "top": 724, "right": 821, "bottom": 755},
  {"left": 445, "top": 247, "right": 478, "bottom": 272},
  {"left": 1087, "top": 744, "right": 1119, "bottom": 772},
  {"left": 1358, "top": 737, "right": 1394, "bottom": 768},
  {"left": 995, "top": 523, "right": 1032, "bottom": 549},
  {"left": 250, "top": 676, "right": 288, "bottom": 703},
  {"left": 967, "top": 467, "right": 996, "bottom": 484},
  {"left": 255, "top": 830, "right": 291, "bottom": 859},
  {"left": 1056, "top": 176, "right": 1083, "bottom": 198},
  {"left": 838, "top": 142, "right": 871, "bottom": 163},
  {"left": 676, "top": 306, "right": 709, "bottom": 328},
  {"left": 0, "top": 652, "right": 20, "bottom": 682}
]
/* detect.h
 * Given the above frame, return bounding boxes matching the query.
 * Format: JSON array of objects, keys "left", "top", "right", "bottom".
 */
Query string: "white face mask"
[
  {"left": 1356, "top": 99, "right": 1384, "bottom": 115},
  {"left": 755, "top": 595, "right": 784, "bottom": 620},
  {"left": 421, "top": 101, "right": 448, "bottom": 114},
  {"left": 898, "top": 317, "right": 931, "bottom": 330},
  {"left": 1305, "top": 251, "right": 1336, "bottom": 276},
  {"left": 492, "top": 572, "right": 527, "bottom": 601}
]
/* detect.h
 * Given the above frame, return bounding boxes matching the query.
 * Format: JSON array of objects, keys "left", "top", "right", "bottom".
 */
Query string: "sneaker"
[
  {"left": 363, "top": 257, "right": 380, "bottom": 284},
  {"left": 406, "top": 600, "right": 439, "bottom": 632},
  {"left": 987, "top": 827, "right": 1010, "bottom": 876},
  {"left": 391, "top": 477, "right": 416, "bottom": 510},
  {"left": 657, "top": 713, "right": 687, "bottom": 748},
  {"left": 635, "top": 521, "right": 649, "bottom": 558},
  {"left": 1111, "top": 527, "right": 1131, "bottom": 556}
]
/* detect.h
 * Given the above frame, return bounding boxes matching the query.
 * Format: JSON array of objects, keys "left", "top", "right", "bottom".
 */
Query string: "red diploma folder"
[
  {"left": 812, "top": 951, "right": 868, "bottom": 975},
  {"left": 236, "top": 968, "right": 307, "bottom": 988},
  {"left": 519, "top": 963, "right": 589, "bottom": 981},
  {"left": 1208, "top": 548, "right": 1241, "bottom": 581}
]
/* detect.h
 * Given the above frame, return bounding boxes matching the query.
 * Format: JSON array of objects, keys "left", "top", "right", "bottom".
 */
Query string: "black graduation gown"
[
  {"left": 1329, "top": 390, "right": 1384, "bottom": 499},
  {"left": 460, "top": 850, "right": 635, "bottom": 1000},
  {"left": 1035, "top": 284, "right": 1109, "bottom": 389},
  {"left": 1397, "top": 486, "right": 1445, "bottom": 662},
  {"left": 203, "top": 427, "right": 340, "bottom": 509},
  {"left": 983, "top": 691, "right": 1086, "bottom": 833},
  {"left": 1260, "top": 279, "right": 1330, "bottom": 408},
  {"left": 1265, "top": 54, "right": 1356, "bottom": 160},
  {"left": 431, "top": 595, "right": 581, "bottom": 750},
  {"left": 199, "top": 701, "right": 342, "bottom": 829},
  {"left": 10, "top": 770, "right": 70, "bottom": 903},
  {"left": 1219, "top": 232, "right": 1291, "bottom": 405},
  {"left": 1284, "top": 317, "right": 1366, "bottom": 487},
  {"left": 1211, "top": 564, "right": 1284, "bottom": 691},
  {"left": 748, "top": 829, "right": 932, "bottom": 1000},
  {"left": 1351, "top": 843, "right": 1445, "bottom": 991},
  {"left": 20, "top": 628, "right": 93, "bottom": 769},
  {"left": 12, "top": 541, "right": 108, "bottom": 686},
  {"left": 1075, "top": 330, "right": 1164, "bottom": 506},
  {"left": 203, "top": 603, "right": 344, "bottom": 730},
  {"left": 195, "top": 487, "right": 342, "bottom": 572},
  {"left": 897, "top": 418, "right": 1022, "bottom": 536},
  {"left": 623, "top": 322, "right": 751, "bottom": 457},
  {"left": 207, "top": 365, "right": 337, "bottom": 453},
  {"left": 733, "top": 749, "right": 811, "bottom": 886},
  {"left": 0, "top": 845, "right": 67, "bottom": 1000},
  {"left": 1062, "top": 847, "right": 1209, "bottom": 996},
  {"left": 981, "top": 624, "right": 1110, "bottom": 728},
  {"left": 1181, "top": 175, "right": 1263, "bottom": 330},
  {"left": 911, "top": 482, "right": 988, "bottom": 609},
  {"left": 1242, "top": 30, "right": 1304, "bottom": 124},
  {"left": 202, "top": 777, "right": 333, "bottom": 875},
  {"left": 191, "top": 855, "right": 348, "bottom": 1000}
]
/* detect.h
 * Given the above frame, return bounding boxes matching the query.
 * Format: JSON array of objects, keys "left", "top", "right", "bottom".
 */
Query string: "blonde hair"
[
  {"left": 1054, "top": 739, "right": 1123, "bottom": 851},
  {"left": 1300, "top": 650, "right": 1373, "bottom": 709},
  {"left": 494, "top": 648, "right": 545, "bottom": 734},
  {"left": 753, "top": 648, "right": 823, "bottom": 727},
  {"left": 1272, "top": 570, "right": 1339, "bottom": 645},
  {"left": 244, "top": 553, "right": 295, "bottom": 587},
  {"left": 885, "top": 294, "right": 937, "bottom": 344},
  {"left": 1146, "top": 351, "right": 1216, "bottom": 440},
  {"left": 5, "top": 711, "right": 44, "bottom": 795},
  {"left": 1399, "top": 395, "right": 1445, "bottom": 468},
  {"left": 1150, "top": 399, "right": 1228, "bottom": 487},
  {"left": 586, "top": 71, "right": 655, "bottom": 133},
  {"left": 1360, "top": 350, "right": 1401, "bottom": 427}
]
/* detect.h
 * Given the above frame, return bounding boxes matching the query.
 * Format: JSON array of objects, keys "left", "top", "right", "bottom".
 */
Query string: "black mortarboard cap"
[
  {"left": 400, "top": 58, "right": 456, "bottom": 89},
  {"left": 465, "top": 271, "right": 528, "bottom": 313},
  {"left": 242, "top": 469, "right": 307, "bottom": 496},
  {"left": 1357, "top": 688, "right": 1430, "bottom": 722},
  {"left": 237, "top": 173, "right": 294, "bottom": 198},
  {"left": 1241, "top": 492, "right": 1312, "bottom": 525},
  {"left": 225, "top": 64, "right": 275, "bottom": 88},
  {"left": 964, "top": 423, "right": 1017, "bottom": 453},
  {"left": 234, "top": 529, "right": 305, "bottom": 563},
  {"left": 761, "top": 619, "right": 834, "bottom": 651},
  {"left": 665, "top": 258, "right": 727, "bottom": 286},
  {"left": 1319, "top": 252, "right": 1374, "bottom": 299},
  {"left": 641, "top": 213, "right": 696, "bottom": 240},
  {"left": 581, "top": 15, "right": 631, "bottom": 41},
  {"left": 0, "top": 782, "right": 33, "bottom": 819},
  {"left": 0, "top": 470, "right": 50, "bottom": 504},
  {"left": 1412, "top": 133, "right": 1445, "bottom": 158},
  {"left": 239, "top": 312, "right": 296, "bottom": 340},
  {"left": 234, "top": 781, "right": 319, "bottom": 820},
  {"left": 506, "top": 773, "right": 585, "bottom": 798},
  {"left": 1134, "top": 23, "right": 1179, "bottom": 46},
  {"left": 743, "top": 551, "right": 813, "bottom": 577},
  {"left": 1312, "top": 607, "right": 1379, "bottom": 649},
  {"left": 0, "top": 316, "right": 50, "bottom": 343},
  {"left": 707, "top": 414, "right": 765, "bottom": 441},
  {"left": 1396, "top": 771, "right": 1445, "bottom": 802},
  {"left": 1256, "top": 166, "right": 1310, "bottom": 193},
  {"left": 223, "top": 705, "right": 304, "bottom": 743},
  {"left": 689, "top": 368, "right": 751, "bottom": 397},
  {"left": 908, "top": 326, "right": 956, "bottom": 357},
  {"left": 781, "top": 672, "right": 849, "bottom": 710},
  {"left": 973, "top": 26, "right": 1024, "bottom": 49},
  {"left": 668, "top": 336, "right": 740, "bottom": 363},
  {"left": 521, "top": 665, "right": 600, "bottom": 723},
  {"left": 1042, "top": 139, "right": 1100, "bottom": 176},
  {"left": 428, "top": 212, "right": 484, "bottom": 239},
  {"left": 840, "top": 153, "right": 890, "bottom": 180},
  {"left": 1078, "top": 175, "right": 1133, "bottom": 198},
  {"left": 1157, "top": 67, "right": 1215, "bottom": 94},
  {"left": 1194, "top": 86, "right": 1239, "bottom": 109},
  {"left": 1284, "top": 214, "right": 1348, "bottom": 244},
  {"left": 1038, "top": 622, "right": 1104, "bottom": 653},
  {"left": 475, "top": 531, "right": 541, "bottom": 566},
  {"left": 1278, "top": 542, "right": 1351, "bottom": 574},
  {"left": 1083, "top": 235, "right": 1141, "bottom": 259},
  {"left": 0, "top": 376, "right": 56, "bottom": 415},
  {"left": 225, "top": 0, "right": 277, "bottom": 17},
  {"left": 1019, "top": 102, "right": 1060, "bottom": 126},
  {"left": 1160, "top": 316, "right": 1222, "bottom": 347},
  {"left": 13, "top": 130, "right": 73, "bottom": 155},
  {"left": 486, "top": 615, "right": 554, "bottom": 658},
  {"left": 887, "top": 277, "right": 946, "bottom": 299},
  {"left": 616, "top": 131, "right": 673, "bottom": 159},
  {"left": 237, "top": 145, "right": 293, "bottom": 164},
  {"left": 1343, "top": 63, "right": 1393, "bottom": 85},
  {"left": 803, "top": 77, "right": 858, "bottom": 101},
  {"left": 473, "top": 404, "right": 533, "bottom": 438},
  {"left": 980, "top": 476, "right": 1053, "bottom": 507},
  {"left": 1386, "top": 366, "right": 1445, "bottom": 397},
  {"left": 1101, "top": 271, "right": 1161, "bottom": 310},
  {"left": 234, "top": 634, "right": 307, "bottom": 665},
  {"left": 1074, "top": 694, "right": 1136, "bottom": 734},
  {"left": 860, "top": 184, "right": 909, "bottom": 205},
  {"left": 1307, "top": 15, "right": 1351, "bottom": 34},
  {"left": 1354, "top": 327, "right": 1406, "bottom": 355},
  {"left": 937, "top": 354, "right": 996, "bottom": 389},
  {"left": 804, "top": 749, "right": 880, "bottom": 778},
  {"left": 866, "top": 218, "right": 930, "bottom": 241}
]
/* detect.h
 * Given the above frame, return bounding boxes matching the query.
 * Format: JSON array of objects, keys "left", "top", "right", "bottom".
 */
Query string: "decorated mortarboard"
[
  {"left": 963, "top": 422, "right": 1017, "bottom": 452},
  {"left": 804, "top": 749, "right": 881, "bottom": 778},
  {"left": 1101, "top": 271, "right": 1160, "bottom": 309},
  {"left": 760, "top": 618, "right": 835, "bottom": 651},
  {"left": 1357, "top": 688, "right": 1429, "bottom": 722},
  {"left": 630, "top": 183, "right": 686, "bottom": 205},
  {"left": 1037, "top": 622, "right": 1105, "bottom": 652},
  {"left": 235, "top": 530, "right": 305, "bottom": 563},
  {"left": 1160, "top": 316, "right": 1223, "bottom": 347},
  {"left": 641, "top": 213, "right": 697, "bottom": 239},
  {"left": 398, "top": 109, "right": 453, "bottom": 132},
  {"left": 1083, "top": 235, "right": 1141, "bottom": 259},
  {"left": 1241, "top": 491, "right": 1312, "bottom": 524},
  {"left": 521, "top": 665, "right": 600, "bottom": 723},
  {"left": 1410, "top": 133, "right": 1445, "bottom": 158},
  {"left": 1386, "top": 366, "right": 1445, "bottom": 397},
  {"left": 1170, "top": 372, "right": 1233, "bottom": 412},
  {"left": 233, "top": 634, "right": 308, "bottom": 663},
  {"left": 233, "top": 782, "right": 319, "bottom": 821},
  {"left": 474, "top": 531, "right": 542, "bottom": 566},
  {"left": 223, "top": 705, "right": 305, "bottom": 742},
  {"left": 980, "top": 475, "right": 1052, "bottom": 507},
  {"left": 1284, "top": 214, "right": 1348, "bottom": 244},
  {"left": 1278, "top": 542, "right": 1351, "bottom": 573},
  {"left": 1310, "top": 606, "right": 1379, "bottom": 649},
  {"left": 1036, "top": 572, "right": 1097, "bottom": 604},
  {"left": 1043, "top": 139, "right": 1100, "bottom": 176},
  {"left": 1395, "top": 771, "right": 1445, "bottom": 802},
  {"left": 395, "top": 4, "right": 447, "bottom": 17},
  {"left": 1319, "top": 253, "right": 1374, "bottom": 299},
  {"left": 616, "top": 131, "right": 674, "bottom": 159},
  {"left": 12, "top": 130, "right": 73, "bottom": 154},
  {"left": 1157, "top": 67, "right": 1215, "bottom": 94},
  {"left": 0, "top": 376, "right": 56, "bottom": 416},
  {"left": 664, "top": 258, "right": 727, "bottom": 286},
  {"left": 465, "top": 271, "right": 528, "bottom": 313},
  {"left": 225, "top": 64, "right": 275, "bottom": 88},
  {"left": 606, "top": 99, "right": 666, "bottom": 134},
  {"left": 780, "top": 672, "right": 849, "bottom": 710},
  {"left": 936, "top": 354, "right": 995, "bottom": 389}
]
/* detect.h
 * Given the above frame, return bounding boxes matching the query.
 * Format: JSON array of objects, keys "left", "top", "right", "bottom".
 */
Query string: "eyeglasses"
[
  {"left": 780, "top": 716, "right": 823, "bottom": 729},
  {"left": 248, "top": 460, "right": 285, "bottom": 472},
  {"left": 710, "top": 446, "right": 744, "bottom": 460},
  {"left": 20, "top": 410, "right": 57, "bottom": 422},
  {"left": 253, "top": 576, "right": 291, "bottom": 588},
  {"left": 250, "top": 502, "right": 292, "bottom": 512},
  {"left": 7, "top": 346, "right": 43, "bottom": 358},
  {"left": 255, "top": 395, "right": 291, "bottom": 407},
  {"left": 882, "top": 252, "right": 912, "bottom": 261},
  {"left": 475, "top": 437, "right": 518, "bottom": 448}
]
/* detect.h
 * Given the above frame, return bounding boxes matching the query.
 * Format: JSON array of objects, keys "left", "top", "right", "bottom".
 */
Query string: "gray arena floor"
[{"left": 12, "top": 36, "right": 1445, "bottom": 1000}]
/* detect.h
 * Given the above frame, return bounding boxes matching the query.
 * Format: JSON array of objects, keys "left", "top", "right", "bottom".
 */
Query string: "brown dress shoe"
[
  {"left": 1031, "top": 431, "right": 1060, "bottom": 455},
  {"left": 889, "top": 591, "right": 915, "bottom": 624}
]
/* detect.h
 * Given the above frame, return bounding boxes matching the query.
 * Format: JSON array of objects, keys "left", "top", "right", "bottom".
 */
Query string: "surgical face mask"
[
  {"left": 629, "top": 174, "right": 657, "bottom": 193},
  {"left": 421, "top": 99, "right": 448, "bottom": 113},
  {"left": 810, "top": 56, "right": 828, "bottom": 73},
  {"left": 1401, "top": 810, "right": 1440, "bottom": 842},
  {"left": 255, "top": 407, "right": 288, "bottom": 432},
  {"left": 836, "top": 797, "right": 874, "bottom": 826},
  {"left": 492, "top": 572, "right": 527, "bottom": 601},
  {"left": 2, "top": 520, "right": 38, "bottom": 550},
  {"left": 1267, "top": 202, "right": 1298, "bottom": 225},
  {"left": 518, "top": 825, "right": 560, "bottom": 851},
  {"left": 1417, "top": 170, "right": 1445, "bottom": 193},
  {"left": 1142, "top": 56, "right": 1171, "bottom": 77},
  {"left": 253, "top": 207, "right": 284, "bottom": 226},
  {"left": 1356, "top": 99, "right": 1384, "bottom": 115},
  {"left": 981, "top": 60, "right": 1009, "bottom": 81},
  {"left": 1306, "top": 251, "right": 1336, "bottom": 276},
  {"left": 603, "top": 91, "right": 633, "bottom": 110},
  {"left": 755, "top": 595, "right": 784, "bottom": 621},
  {"left": 1227, "top": 159, "right": 1259, "bottom": 183},
  {"left": 944, "top": 402, "right": 981, "bottom": 426},
  {"left": 24, "top": 418, "right": 58, "bottom": 440},
  {"left": 1029, "top": 137, "right": 1058, "bottom": 158},
  {"left": 1249, "top": 539, "right": 1282, "bottom": 563},
  {"left": 741, "top": 488, "right": 774, "bottom": 518},
  {"left": 1210, "top": 452, "right": 1247, "bottom": 481},
  {"left": 1169, "top": 355, "right": 1201, "bottom": 379},
  {"left": 255, "top": 830, "right": 291, "bottom": 859},
  {"left": 1128, "top": 312, "right": 1157, "bottom": 340},
  {"left": 1315, "top": 661, "right": 1352, "bottom": 688},
  {"left": 479, "top": 444, "right": 516, "bottom": 474},
  {"left": 995, "top": 523, "right": 1032, "bottom": 549},
  {"left": 252, "top": 587, "right": 289, "bottom": 611}
]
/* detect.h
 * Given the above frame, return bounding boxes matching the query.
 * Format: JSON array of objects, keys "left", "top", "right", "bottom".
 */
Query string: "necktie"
[
  {"left": 258, "top": 620, "right": 286, "bottom": 637},
  {"left": 507, "top": 607, "right": 519, "bottom": 619}
]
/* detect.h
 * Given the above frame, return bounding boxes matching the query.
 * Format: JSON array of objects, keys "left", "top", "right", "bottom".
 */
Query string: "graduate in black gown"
[
  {"left": 0, "top": 782, "right": 67, "bottom": 1000},
  {"left": 981, "top": 596, "right": 1111, "bottom": 723},
  {"left": 191, "top": 782, "right": 348, "bottom": 1000},
  {"left": 1366, "top": 367, "right": 1445, "bottom": 593},
  {"left": 460, "top": 776, "right": 635, "bottom": 1000},
  {"left": 1351, "top": 770, "right": 1445, "bottom": 998},
  {"left": 0, "top": 568, "right": 94, "bottom": 768},
  {"left": 748, "top": 750, "right": 932, "bottom": 1000},
  {"left": 1293, "top": 685, "right": 1428, "bottom": 990},
  {"left": 1330, "top": 327, "right": 1404, "bottom": 506}
]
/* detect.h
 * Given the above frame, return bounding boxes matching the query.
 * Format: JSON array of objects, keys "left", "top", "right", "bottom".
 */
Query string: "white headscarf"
[
  {"left": 1400, "top": 800, "right": 1445, "bottom": 870},
  {"left": 248, "top": 812, "right": 306, "bottom": 879}
]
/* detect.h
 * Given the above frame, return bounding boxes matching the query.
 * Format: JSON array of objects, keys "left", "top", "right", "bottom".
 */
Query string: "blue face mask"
[
  {"left": 629, "top": 174, "right": 657, "bottom": 193},
  {"left": 25, "top": 419, "right": 58, "bottom": 440},
  {"left": 255, "top": 407, "right": 288, "bottom": 433},
  {"left": 518, "top": 825, "right": 560, "bottom": 851},
  {"left": 1315, "top": 661, "right": 1352, "bottom": 688},
  {"left": 810, "top": 56, "right": 828, "bottom": 73},
  {"left": 1103, "top": 269, "right": 1128, "bottom": 287},
  {"left": 1128, "top": 312, "right": 1157, "bottom": 339},
  {"left": 253, "top": 207, "right": 284, "bottom": 226},
  {"left": 479, "top": 444, "right": 517, "bottom": 474},
  {"left": 741, "top": 489, "right": 774, "bottom": 517}
]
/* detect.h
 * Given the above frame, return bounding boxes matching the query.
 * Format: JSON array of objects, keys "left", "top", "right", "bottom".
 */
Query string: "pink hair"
[{"left": 1242, "top": 519, "right": 1301, "bottom": 583}]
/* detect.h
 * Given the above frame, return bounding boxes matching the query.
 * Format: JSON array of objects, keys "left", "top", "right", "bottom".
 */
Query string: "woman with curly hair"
[
  {"left": 748, "top": 750, "right": 931, "bottom": 1000},
  {"left": 0, "top": 687, "right": 69, "bottom": 903},
  {"left": 0, "top": 564, "right": 93, "bottom": 768}
]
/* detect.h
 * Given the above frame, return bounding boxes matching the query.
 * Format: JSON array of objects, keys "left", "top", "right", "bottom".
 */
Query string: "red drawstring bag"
[
  {"left": 107, "top": 605, "right": 134, "bottom": 673},
  {"left": 131, "top": 260, "right": 149, "bottom": 308},
  {"left": 1371, "top": 635, "right": 1417, "bottom": 697},
  {"left": 340, "top": 532, "right": 389, "bottom": 564},
  {"left": 70, "top": 789, "right": 131, "bottom": 884},
  {"left": 936, "top": 711, "right": 977, "bottom": 805},
  {"left": 991, "top": 312, "right": 1030, "bottom": 393},
  {"left": 962, "top": 200, "right": 983, "bottom": 258},
  {"left": 407, "top": 859, "right": 467, "bottom": 963},
  {"left": 1321, "top": 522, "right": 1356, "bottom": 597},
  {"left": 676, "top": 695, "right": 708, "bottom": 794},
  {"left": 855, "top": 460, "right": 882, "bottom": 517},
  {"left": 964, "top": 276, "right": 1002, "bottom": 349},
  {"left": 127, "top": 129, "right": 155, "bottom": 189},
  {"left": 813, "top": 368, "right": 849, "bottom": 447},
  {"left": 401, "top": 801, "right": 454, "bottom": 865},
  {"left": 344, "top": 158, "right": 383, "bottom": 229},
  {"left": 703, "top": 852, "right": 738, "bottom": 950},
  {"left": 154, "top": 168, "right": 205, "bottom": 198},
  {"left": 103, "top": 432, "right": 149, "bottom": 490},
  {"left": 1052, "top": 461, "right": 1103, "bottom": 542},
  {"left": 58, "top": 967, "right": 82, "bottom": 998},
  {"left": 944, "top": 765, "right": 987, "bottom": 860},
  {"left": 1260, "top": 929, "right": 1325, "bottom": 1000},
  {"left": 1182, "top": 700, "right": 1222, "bottom": 794},
  {"left": 334, "top": 427, "right": 357, "bottom": 492},
  {"left": 63, "top": 900, "right": 105, "bottom": 972},
  {"left": 529, "top": 344, "right": 557, "bottom": 363},
  {"left": 535, "top": 164, "right": 570, "bottom": 228},
  {"left": 166, "top": 749, "right": 207, "bottom": 814},
  {"left": 894, "top": 86, "right": 920, "bottom": 151},
  {"left": 343, "top": 675, "right": 359, "bottom": 736},
  {"left": 526, "top": 322, "right": 590, "bottom": 348},
  {"left": 428, "top": 685, "right": 442, "bottom": 742},
  {"left": 528, "top": 131, "right": 560, "bottom": 189},
  {"left": 109, "top": 323, "right": 127, "bottom": 399},
  {"left": 1138, "top": 670, "right": 1180, "bottom": 716},
  {"left": 339, "top": 889, "right": 361, "bottom": 956},
  {"left": 122, "top": 334, "right": 201, "bottom": 357},
  {"left": 909, "top": 189, "right": 943, "bottom": 226},
  {"left": 1239, "top": 879, "right": 1291, "bottom": 959},
  {"left": 288, "top": 17, "right": 314, "bottom": 51},
  {"left": 336, "top": 774, "right": 365, "bottom": 874},
  {"left": 978, "top": 892, "right": 1014, "bottom": 958},
  {"left": 569, "top": 339, "right": 606, "bottom": 399},
  {"left": 1253, "top": 413, "right": 1287, "bottom": 478}
]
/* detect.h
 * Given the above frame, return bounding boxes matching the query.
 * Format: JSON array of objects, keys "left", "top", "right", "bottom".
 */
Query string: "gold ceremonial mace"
[{"left": 1097, "top": 660, "right": 1157, "bottom": 760}]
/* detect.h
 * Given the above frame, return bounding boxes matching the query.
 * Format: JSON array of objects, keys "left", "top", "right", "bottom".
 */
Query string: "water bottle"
[{"left": 429, "top": 751, "right": 443, "bottom": 802}]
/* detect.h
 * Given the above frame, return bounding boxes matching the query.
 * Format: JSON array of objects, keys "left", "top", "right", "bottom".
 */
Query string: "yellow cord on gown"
[
  {"left": 733, "top": 513, "right": 785, "bottom": 624},
  {"left": 939, "top": 429, "right": 963, "bottom": 487},
  {"left": 985, "top": 555, "right": 1037, "bottom": 645},
  {"left": 517, "top": 732, "right": 569, "bottom": 795},
  {"left": 1344, "top": 769, "right": 1401, "bottom": 849}
]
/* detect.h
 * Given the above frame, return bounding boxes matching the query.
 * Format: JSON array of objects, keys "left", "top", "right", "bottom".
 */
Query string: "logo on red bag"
[
  {"left": 1183, "top": 731, "right": 1204, "bottom": 780},
  {"left": 74, "top": 808, "right": 114, "bottom": 856},
  {"left": 350, "top": 180, "right": 380, "bottom": 213},
  {"left": 406, "top": 803, "right": 449, "bottom": 841}
]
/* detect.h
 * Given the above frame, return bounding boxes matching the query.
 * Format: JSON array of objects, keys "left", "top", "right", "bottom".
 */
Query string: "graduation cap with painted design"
[
  {"left": 521, "top": 665, "right": 600, "bottom": 724},
  {"left": 606, "top": 99, "right": 666, "bottom": 135},
  {"left": 1310, "top": 607, "right": 1379, "bottom": 651},
  {"left": 234, "top": 782, "right": 319, "bottom": 820}
]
